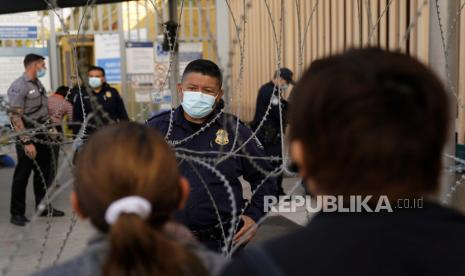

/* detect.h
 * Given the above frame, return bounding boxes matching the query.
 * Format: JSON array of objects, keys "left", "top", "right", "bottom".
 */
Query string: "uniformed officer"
[
  {"left": 72, "top": 66, "right": 129, "bottom": 138},
  {"left": 147, "top": 59, "right": 278, "bottom": 252},
  {"left": 8, "top": 54, "right": 65, "bottom": 226},
  {"left": 251, "top": 68, "right": 294, "bottom": 196}
]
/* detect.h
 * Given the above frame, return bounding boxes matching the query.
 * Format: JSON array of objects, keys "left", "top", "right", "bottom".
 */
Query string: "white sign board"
[
  {"left": 0, "top": 56, "right": 51, "bottom": 95},
  {"left": 0, "top": 12, "right": 39, "bottom": 26},
  {"left": 126, "top": 42, "right": 155, "bottom": 74},
  {"left": 94, "top": 34, "right": 121, "bottom": 83},
  {"left": 0, "top": 12, "right": 39, "bottom": 39},
  {"left": 179, "top": 43, "right": 203, "bottom": 77}
]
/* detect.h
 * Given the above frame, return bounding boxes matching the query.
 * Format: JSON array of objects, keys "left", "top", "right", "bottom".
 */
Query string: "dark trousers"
[
  {"left": 10, "top": 142, "right": 52, "bottom": 216},
  {"left": 50, "top": 144, "right": 60, "bottom": 184},
  {"left": 50, "top": 125, "right": 62, "bottom": 183}
]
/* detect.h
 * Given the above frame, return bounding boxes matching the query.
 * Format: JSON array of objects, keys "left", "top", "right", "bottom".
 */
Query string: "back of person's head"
[
  {"left": 23, "top": 53, "right": 45, "bottom": 68},
  {"left": 289, "top": 48, "right": 449, "bottom": 200},
  {"left": 182, "top": 59, "right": 223, "bottom": 87},
  {"left": 55, "top": 86, "right": 69, "bottom": 97},
  {"left": 74, "top": 122, "right": 207, "bottom": 276}
]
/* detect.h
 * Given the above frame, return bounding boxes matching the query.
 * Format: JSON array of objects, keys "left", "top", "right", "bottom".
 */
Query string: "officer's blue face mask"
[
  {"left": 37, "top": 68, "right": 46, "bottom": 78},
  {"left": 181, "top": 91, "right": 216, "bottom": 119},
  {"left": 89, "top": 77, "right": 102, "bottom": 89}
]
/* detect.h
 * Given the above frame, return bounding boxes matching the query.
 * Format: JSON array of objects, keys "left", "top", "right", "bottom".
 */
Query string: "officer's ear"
[
  {"left": 177, "top": 83, "right": 183, "bottom": 101},
  {"left": 217, "top": 88, "right": 224, "bottom": 101},
  {"left": 70, "top": 191, "right": 87, "bottom": 219},
  {"left": 178, "top": 177, "right": 190, "bottom": 210}
]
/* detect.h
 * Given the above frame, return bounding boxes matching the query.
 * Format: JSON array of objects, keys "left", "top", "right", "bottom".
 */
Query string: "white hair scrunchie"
[{"left": 104, "top": 196, "right": 152, "bottom": 225}]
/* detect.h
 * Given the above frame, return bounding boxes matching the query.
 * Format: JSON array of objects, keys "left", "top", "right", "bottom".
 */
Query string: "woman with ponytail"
[{"left": 35, "top": 122, "right": 226, "bottom": 276}]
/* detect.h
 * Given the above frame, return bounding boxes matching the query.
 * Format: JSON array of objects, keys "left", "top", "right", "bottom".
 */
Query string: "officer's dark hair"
[
  {"left": 289, "top": 48, "right": 449, "bottom": 200},
  {"left": 55, "top": 86, "right": 70, "bottom": 97},
  {"left": 74, "top": 122, "right": 207, "bottom": 276},
  {"left": 88, "top": 65, "right": 106, "bottom": 76},
  {"left": 182, "top": 59, "right": 223, "bottom": 87},
  {"left": 23, "top": 54, "right": 45, "bottom": 68}
]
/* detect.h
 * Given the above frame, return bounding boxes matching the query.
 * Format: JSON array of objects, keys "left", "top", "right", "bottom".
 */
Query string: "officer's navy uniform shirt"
[
  {"left": 147, "top": 105, "right": 278, "bottom": 227},
  {"left": 72, "top": 83, "right": 128, "bottom": 136}
]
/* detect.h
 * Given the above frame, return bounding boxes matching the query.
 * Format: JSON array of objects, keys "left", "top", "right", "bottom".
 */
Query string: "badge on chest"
[
  {"left": 104, "top": 91, "right": 112, "bottom": 100},
  {"left": 215, "top": 129, "right": 229, "bottom": 145}
]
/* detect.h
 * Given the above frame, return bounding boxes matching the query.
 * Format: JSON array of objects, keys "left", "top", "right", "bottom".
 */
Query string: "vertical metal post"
[
  {"left": 215, "top": 0, "right": 230, "bottom": 105},
  {"left": 168, "top": 0, "right": 179, "bottom": 105},
  {"left": 429, "top": 0, "right": 460, "bottom": 205},
  {"left": 49, "top": 12, "right": 60, "bottom": 90},
  {"left": 118, "top": 3, "right": 129, "bottom": 105}
]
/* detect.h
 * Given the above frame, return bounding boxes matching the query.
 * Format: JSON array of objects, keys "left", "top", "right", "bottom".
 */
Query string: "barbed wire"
[{"left": 2, "top": 0, "right": 465, "bottom": 274}]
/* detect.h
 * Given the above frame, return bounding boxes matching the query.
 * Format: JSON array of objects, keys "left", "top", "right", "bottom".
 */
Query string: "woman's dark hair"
[
  {"left": 55, "top": 86, "right": 69, "bottom": 97},
  {"left": 74, "top": 122, "right": 207, "bottom": 276},
  {"left": 182, "top": 59, "right": 223, "bottom": 87},
  {"left": 289, "top": 48, "right": 449, "bottom": 199},
  {"left": 88, "top": 65, "right": 106, "bottom": 76}
]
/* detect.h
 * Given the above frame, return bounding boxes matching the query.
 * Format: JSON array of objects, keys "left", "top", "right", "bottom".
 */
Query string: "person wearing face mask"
[
  {"left": 71, "top": 66, "right": 129, "bottom": 138},
  {"left": 147, "top": 59, "right": 278, "bottom": 253},
  {"left": 7, "top": 53, "right": 65, "bottom": 226},
  {"left": 251, "top": 68, "right": 294, "bottom": 196}
]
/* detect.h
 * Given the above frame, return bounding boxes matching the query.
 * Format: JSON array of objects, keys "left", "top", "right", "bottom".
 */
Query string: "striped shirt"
[{"left": 48, "top": 93, "right": 73, "bottom": 124}]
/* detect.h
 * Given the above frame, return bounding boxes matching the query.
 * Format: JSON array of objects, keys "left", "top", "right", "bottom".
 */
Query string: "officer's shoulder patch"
[{"left": 9, "top": 87, "right": 20, "bottom": 96}]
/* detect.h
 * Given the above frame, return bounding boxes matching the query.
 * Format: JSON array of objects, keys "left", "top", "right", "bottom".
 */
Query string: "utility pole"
[
  {"left": 216, "top": 0, "right": 230, "bottom": 106},
  {"left": 429, "top": 0, "right": 460, "bottom": 206},
  {"left": 49, "top": 11, "right": 60, "bottom": 90},
  {"left": 118, "top": 3, "right": 128, "bottom": 105},
  {"left": 166, "top": 0, "right": 179, "bottom": 105}
]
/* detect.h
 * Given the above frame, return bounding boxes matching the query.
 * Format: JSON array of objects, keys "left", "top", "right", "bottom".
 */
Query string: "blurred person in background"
[
  {"left": 72, "top": 66, "right": 128, "bottom": 138},
  {"left": 48, "top": 85, "right": 73, "bottom": 184},
  {"left": 251, "top": 68, "right": 294, "bottom": 196},
  {"left": 7, "top": 53, "right": 64, "bottom": 226}
]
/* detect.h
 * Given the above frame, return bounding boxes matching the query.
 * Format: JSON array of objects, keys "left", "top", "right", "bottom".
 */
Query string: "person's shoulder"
[
  {"left": 33, "top": 235, "right": 107, "bottom": 276},
  {"left": 146, "top": 109, "right": 172, "bottom": 126},
  {"left": 189, "top": 246, "right": 228, "bottom": 276},
  {"left": 259, "top": 81, "right": 275, "bottom": 92},
  {"left": 10, "top": 75, "right": 26, "bottom": 86},
  {"left": 31, "top": 253, "right": 101, "bottom": 276},
  {"left": 8, "top": 76, "right": 26, "bottom": 93},
  {"left": 104, "top": 85, "right": 122, "bottom": 97},
  {"left": 221, "top": 112, "right": 250, "bottom": 131},
  {"left": 71, "top": 87, "right": 89, "bottom": 97},
  {"left": 220, "top": 243, "right": 291, "bottom": 276},
  {"left": 219, "top": 252, "right": 254, "bottom": 276},
  {"left": 222, "top": 226, "right": 315, "bottom": 276}
]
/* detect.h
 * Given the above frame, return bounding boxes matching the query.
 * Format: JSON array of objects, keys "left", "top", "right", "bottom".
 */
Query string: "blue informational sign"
[
  {"left": 96, "top": 58, "right": 121, "bottom": 83},
  {"left": 0, "top": 26, "right": 38, "bottom": 39}
]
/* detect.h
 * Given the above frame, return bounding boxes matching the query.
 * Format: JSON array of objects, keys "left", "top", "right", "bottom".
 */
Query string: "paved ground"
[{"left": 0, "top": 145, "right": 308, "bottom": 275}]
